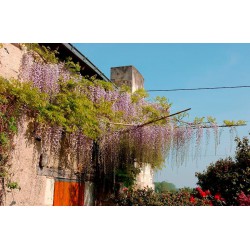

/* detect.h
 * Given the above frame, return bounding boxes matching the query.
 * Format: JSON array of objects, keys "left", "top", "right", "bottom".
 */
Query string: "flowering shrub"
[
  {"left": 111, "top": 187, "right": 225, "bottom": 206},
  {"left": 196, "top": 135, "right": 250, "bottom": 205}
]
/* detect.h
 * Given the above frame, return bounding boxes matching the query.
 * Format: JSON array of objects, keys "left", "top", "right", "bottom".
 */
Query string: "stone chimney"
[{"left": 110, "top": 65, "right": 144, "bottom": 93}]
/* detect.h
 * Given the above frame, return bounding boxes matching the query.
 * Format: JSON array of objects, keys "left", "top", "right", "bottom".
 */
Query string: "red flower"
[
  {"left": 238, "top": 191, "right": 250, "bottom": 206},
  {"left": 200, "top": 191, "right": 206, "bottom": 198},
  {"left": 190, "top": 196, "right": 196, "bottom": 203},
  {"left": 214, "top": 194, "right": 221, "bottom": 200},
  {"left": 205, "top": 190, "right": 211, "bottom": 195},
  {"left": 196, "top": 187, "right": 207, "bottom": 198},
  {"left": 123, "top": 187, "right": 128, "bottom": 192}
]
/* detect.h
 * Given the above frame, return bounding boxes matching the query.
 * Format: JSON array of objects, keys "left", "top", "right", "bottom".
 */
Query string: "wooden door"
[{"left": 53, "top": 179, "right": 84, "bottom": 206}]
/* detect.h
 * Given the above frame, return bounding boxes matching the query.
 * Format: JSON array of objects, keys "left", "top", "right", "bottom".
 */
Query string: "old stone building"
[
  {"left": 0, "top": 43, "right": 109, "bottom": 205},
  {"left": 0, "top": 43, "right": 154, "bottom": 206}
]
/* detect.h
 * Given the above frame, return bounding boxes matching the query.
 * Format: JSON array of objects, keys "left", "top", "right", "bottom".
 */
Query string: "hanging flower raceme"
[{"left": 19, "top": 52, "right": 67, "bottom": 95}]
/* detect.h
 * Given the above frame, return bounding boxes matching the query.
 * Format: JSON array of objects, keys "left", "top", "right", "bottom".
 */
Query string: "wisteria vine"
[
  {"left": 2, "top": 44, "right": 238, "bottom": 187},
  {"left": 20, "top": 49, "right": 221, "bottom": 170}
]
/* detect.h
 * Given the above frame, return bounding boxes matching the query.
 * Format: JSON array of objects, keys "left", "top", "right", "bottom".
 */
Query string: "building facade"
[{"left": 0, "top": 43, "right": 154, "bottom": 206}]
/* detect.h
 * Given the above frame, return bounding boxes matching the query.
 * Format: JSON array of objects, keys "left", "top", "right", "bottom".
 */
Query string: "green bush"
[{"left": 196, "top": 135, "right": 250, "bottom": 205}]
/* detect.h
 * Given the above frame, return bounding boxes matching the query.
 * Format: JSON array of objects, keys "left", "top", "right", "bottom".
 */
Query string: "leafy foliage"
[
  {"left": 6, "top": 182, "right": 20, "bottom": 190},
  {"left": 115, "top": 163, "right": 141, "bottom": 187},
  {"left": 196, "top": 135, "right": 250, "bottom": 205},
  {"left": 64, "top": 57, "right": 81, "bottom": 73},
  {"left": 223, "top": 120, "right": 246, "bottom": 126},
  {"left": 25, "top": 43, "right": 59, "bottom": 64}
]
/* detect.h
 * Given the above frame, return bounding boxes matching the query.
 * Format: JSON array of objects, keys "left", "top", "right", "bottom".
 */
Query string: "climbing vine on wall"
[{"left": 0, "top": 44, "right": 246, "bottom": 193}]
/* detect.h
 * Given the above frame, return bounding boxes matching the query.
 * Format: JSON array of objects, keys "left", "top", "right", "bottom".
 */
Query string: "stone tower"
[
  {"left": 110, "top": 65, "right": 154, "bottom": 190},
  {"left": 110, "top": 65, "right": 144, "bottom": 93}
]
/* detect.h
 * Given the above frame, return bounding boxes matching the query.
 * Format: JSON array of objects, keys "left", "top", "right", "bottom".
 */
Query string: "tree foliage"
[{"left": 154, "top": 181, "right": 177, "bottom": 193}]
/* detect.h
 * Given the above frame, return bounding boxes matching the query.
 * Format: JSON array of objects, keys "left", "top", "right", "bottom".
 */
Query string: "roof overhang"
[{"left": 38, "top": 43, "right": 110, "bottom": 82}]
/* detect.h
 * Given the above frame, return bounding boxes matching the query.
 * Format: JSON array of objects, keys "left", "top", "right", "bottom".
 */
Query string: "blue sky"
[{"left": 74, "top": 43, "right": 250, "bottom": 188}]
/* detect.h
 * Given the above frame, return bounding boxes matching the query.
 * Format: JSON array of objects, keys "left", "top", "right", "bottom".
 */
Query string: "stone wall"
[
  {"left": 0, "top": 43, "right": 24, "bottom": 79},
  {"left": 0, "top": 43, "right": 51, "bottom": 205},
  {"left": 4, "top": 120, "right": 49, "bottom": 205},
  {"left": 0, "top": 44, "right": 96, "bottom": 206}
]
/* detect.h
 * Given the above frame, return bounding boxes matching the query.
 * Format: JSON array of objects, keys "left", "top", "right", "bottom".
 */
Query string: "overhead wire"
[{"left": 147, "top": 85, "right": 250, "bottom": 92}]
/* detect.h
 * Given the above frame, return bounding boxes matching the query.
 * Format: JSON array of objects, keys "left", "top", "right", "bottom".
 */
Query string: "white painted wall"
[
  {"left": 135, "top": 163, "right": 155, "bottom": 190},
  {"left": 44, "top": 178, "right": 55, "bottom": 206}
]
